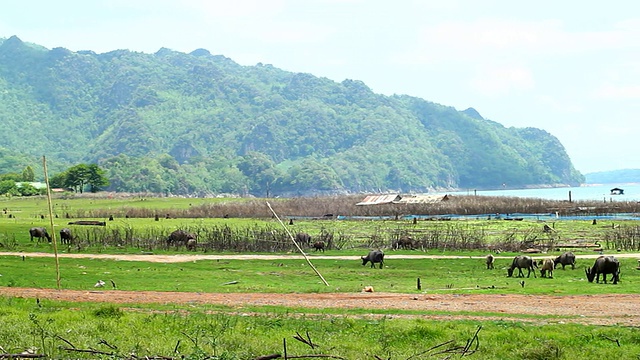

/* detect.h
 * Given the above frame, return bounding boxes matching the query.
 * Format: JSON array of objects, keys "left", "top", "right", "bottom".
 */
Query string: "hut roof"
[
  {"left": 356, "top": 194, "right": 402, "bottom": 206},
  {"left": 356, "top": 194, "right": 450, "bottom": 206}
]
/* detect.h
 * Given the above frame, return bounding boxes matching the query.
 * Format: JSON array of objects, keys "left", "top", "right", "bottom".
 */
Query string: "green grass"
[
  {"left": 1, "top": 255, "right": 637, "bottom": 295},
  {"left": 0, "top": 296, "right": 639, "bottom": 359}
]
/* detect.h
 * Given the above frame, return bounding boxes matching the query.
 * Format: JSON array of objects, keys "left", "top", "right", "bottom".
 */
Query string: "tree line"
[{"left": 0, "top": 164, "right": 109, "bottom": 196}]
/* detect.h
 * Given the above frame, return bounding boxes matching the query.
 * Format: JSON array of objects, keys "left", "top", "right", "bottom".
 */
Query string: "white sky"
[{"left": 2, "top": 0, "right": 639, "bottom": 174}]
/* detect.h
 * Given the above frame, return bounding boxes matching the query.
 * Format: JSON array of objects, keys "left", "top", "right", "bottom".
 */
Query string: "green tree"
[
  {"left": 0, "top": 179, "right": 18, "bottom": 195},
  {"left": 0, "top": 173, "right": 23, "bottom": 182},
  {"left": 21, "top": 166, "right": 35, "bottom": 181},
  {"left": 17, "top": 182, "right": 41, "bottom": 196},
  {"left": 86, "top": 164, "right": 109, "bottom": 192},
  {"left": 65, "top": 164, "right": 90, "bottom": 193},
  {"left": 238, "top": 152, "right": 282, "bottom": 197},
  {"left": 49, "top": 172, "right": 68, "bottom": 189}
]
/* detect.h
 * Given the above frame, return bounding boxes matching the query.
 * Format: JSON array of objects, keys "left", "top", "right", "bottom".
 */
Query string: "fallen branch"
[
  {"left": 55, "top": 335, "right": 76, "bottom": 349},
  {"left": 62, "top": 348, "right": 114, "bottom": 356},
  {"left": 255, "top": 355, "right": 345, "bottom": 360},
  {"left": 406, "top": 339, "right": 455, "bottom": 359},
  {"left": 602, "top": 335, "right": 621, "bottom": 347},
  {"left": 461, "top": 326, "right": 482, "bottom": 356},
  {"left": 293, "top": 331, "right": 317, "bottom": 349},
  {"left": 0, "top": 354, "right": 47, "bottom": 359}
]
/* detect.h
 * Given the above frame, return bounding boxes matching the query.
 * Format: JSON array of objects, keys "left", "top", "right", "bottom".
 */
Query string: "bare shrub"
[
  {"left": 64, "top": 193, "right": 640, "bottom": 220},
  {"left": 604, "top": 225, "right": 640, "bottom": 251}
]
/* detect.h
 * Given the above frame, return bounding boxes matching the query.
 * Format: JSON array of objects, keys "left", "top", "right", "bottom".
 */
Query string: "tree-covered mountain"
[{"left": 0, "top": 35, "right": 584, "bottom": 196}]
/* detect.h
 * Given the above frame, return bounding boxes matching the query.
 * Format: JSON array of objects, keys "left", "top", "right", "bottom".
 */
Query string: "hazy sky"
[{"left": 2, "top": 0, "right": 639, "bottom": 174}]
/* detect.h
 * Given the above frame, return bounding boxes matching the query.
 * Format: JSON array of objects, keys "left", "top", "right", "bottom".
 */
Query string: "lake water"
[{"left": 444, "top": 184, "right": 640, "bottom": 202}]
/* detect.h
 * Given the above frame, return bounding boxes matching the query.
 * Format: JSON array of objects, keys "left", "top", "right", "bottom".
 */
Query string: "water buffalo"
[
  {"left": 312, "top": 241, "right": 325, "bottom": 252},
  {"left": 485, "top": 254, "right": 495, "bottom": 269},
  {"left": 295, "top": 232, "right": 312, "bottom": 247},
  {"left": 554, "top": 251, "right": 576, "bottom": 269},
  {"left": 29, "top": 227, "right": 51, "bottom": 243},
  {"left": 507, "top": 255, "right": 537, "bottom": 278},
  {"left": 167, "top": 229, "right": 197, "bottom": 247},
  {"left": 59, "top": 228, "right": 73, "bottom": 245},
  {"left": 538, "top": 258, "right": 554, "bottom": 278},
  {"left": 586, "top": 256, "right": 620, "bottom": 284},
  {"left": 393, "top": 236, "right": 414, "bottom": 250},
  {"left": 186, "top": 238, "right": 197, "bottom": 251},
  {"left": 361, "top": 250, "right": 384, "bottom": 269}
]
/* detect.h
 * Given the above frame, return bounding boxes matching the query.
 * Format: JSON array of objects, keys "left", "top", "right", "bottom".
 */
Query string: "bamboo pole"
[
  {"left": 266, "top": 202, "right": 329, "bottom": 286},
  {"left": 42, "top": 156, "right": 61, "bottom": 290}
]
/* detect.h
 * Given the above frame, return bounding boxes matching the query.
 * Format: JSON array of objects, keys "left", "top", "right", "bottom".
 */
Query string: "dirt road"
[
  {"left": 1, "top": 287, "right": 637, "bottom": 326},
  {"left": 1, "top": 251, "right": 637, "bottom": 263}
]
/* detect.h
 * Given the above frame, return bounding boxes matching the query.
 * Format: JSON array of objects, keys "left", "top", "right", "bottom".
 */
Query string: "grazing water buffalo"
[
  {"left": 29, "top": 227, "right": 51, "bottom": 242},
  {"left": 538, "top": 258, "right": 554, "bottom": 278},
  {"left": 507, "top": 255, "right": 537, "bottom": 278},
  {"left": 312, "top": 241, "right": 325, "bottom": 252},
  {"left": 59, "top": 228, "right": 73, "bottom": 245},
  {"left": 393, "top": 236, "right": 414, "bottom": 250},
  {"left": 485, "top": 254, "right": 495, "bottom": 269},
  {"left": 167, "top": 230, "right": 197, "bottom": 248},
  {"left": 586, "top": 256, "right": 620, "bottom": 284},
  {"left": 295, "top": 232, "right": 312, "bottom": 247},
  {"left": 186, "top": 238, "right": 197, "bottom": 251},
  {"left": 361, "top": 250, "right": 384, "bottom": 269},
  {"left": 554, "top": 251, "right": 576, "bottom": 269}
]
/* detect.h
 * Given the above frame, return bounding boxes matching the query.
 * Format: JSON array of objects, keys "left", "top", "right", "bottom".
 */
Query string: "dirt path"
[
  {"left": 2, "top": 251, "right": 638, "bottom": 326},
  {"left": 1, "top": 287, "right": 637, "bottom": 327},
  {"left": 2, "top": 251, "right": 638, "bottom": 263}
]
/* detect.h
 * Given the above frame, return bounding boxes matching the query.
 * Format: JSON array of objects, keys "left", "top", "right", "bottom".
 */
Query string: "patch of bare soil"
[
  {"left": 2, "top": 287, "right": 638, "bottom": 327},
  {"left": 1, "top": 252, "right": 639, "bottom": 327}
]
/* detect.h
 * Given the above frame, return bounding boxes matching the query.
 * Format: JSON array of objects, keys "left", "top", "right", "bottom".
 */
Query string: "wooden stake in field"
[
  {"left": 266, "top": 202, "right": 329, "bottom": 286},
  {"left": 43, "top": 155, "right": 61, "bottom": 290}
]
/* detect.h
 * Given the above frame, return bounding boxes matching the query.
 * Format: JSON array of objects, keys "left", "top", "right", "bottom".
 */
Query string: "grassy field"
[
  {"left": 2, "top": 296, "right": 639, "bottom": 360},
  {"left": 1, "top": 195, "right": 640, "bottom": 359},
  {"left": 0, "top": 255, "right": 637, "bottom": 295}
]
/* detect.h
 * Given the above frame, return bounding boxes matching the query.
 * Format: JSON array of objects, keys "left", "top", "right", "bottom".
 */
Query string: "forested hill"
[{"left": 0, "top": 35, "right": 584, "bottom": 196}]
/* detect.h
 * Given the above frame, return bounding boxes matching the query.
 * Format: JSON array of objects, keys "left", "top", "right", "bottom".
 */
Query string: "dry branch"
[{"left": 293, "top": 331, "right": 317, "bottom": 349}]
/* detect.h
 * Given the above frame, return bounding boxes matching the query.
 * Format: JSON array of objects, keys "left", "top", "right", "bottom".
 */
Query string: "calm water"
[{"left": 445, "top": 184, "right": 640, "bottom": 202}]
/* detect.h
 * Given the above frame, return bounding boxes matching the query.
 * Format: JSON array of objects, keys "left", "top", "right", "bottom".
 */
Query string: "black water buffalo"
[
  {"left": 507, "top": 255, "right": 537, "bottom": 278},
  {"left": 167, "top": 230, "right": 197, "bottom": 247},
  {"left": 295, "top": 232, "right": 312, "bottom": 247},
  {"left": 312, "top": 241, "right": 325, "bottom": 252},
  {"left": 554, "top": 251, "right": 576, "bottom": 269},
  {"left": 59, "top": 228, "right": 73, "bottom": 245},
  {"left": 586, "top": 256, "right": 620, "bottom": 284},
  {"left": 29, "top": 227, "right": 51, "bottom": 242},
  {"left": 361, "top": 250, "right": 384, "bottom": 269}
]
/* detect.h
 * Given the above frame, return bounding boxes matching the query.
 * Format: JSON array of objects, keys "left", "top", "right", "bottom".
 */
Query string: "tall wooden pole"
[
  {"left": 266, "top": 202, "right": 329, "bottom": 286},
  {"left": 43, "top": 156, "right": 61, "bottom": 289}
]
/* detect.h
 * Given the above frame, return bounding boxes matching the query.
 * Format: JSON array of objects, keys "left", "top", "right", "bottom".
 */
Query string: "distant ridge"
[{"left": 584, "top": 169, "right": 640, "bottom": 184}]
